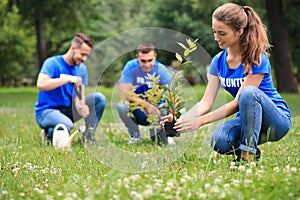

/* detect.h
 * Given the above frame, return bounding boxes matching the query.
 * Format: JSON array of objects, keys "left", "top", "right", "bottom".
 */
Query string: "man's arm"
[{"left": 36, "top": 73, "right": 81, "bottom": 91}]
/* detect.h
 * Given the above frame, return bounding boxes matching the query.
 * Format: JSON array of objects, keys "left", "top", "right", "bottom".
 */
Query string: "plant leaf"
[
  {"left": 175, "top": 53, "right": 183, "bottom": 62},
  {"left": 177, "top": 42, "right": 187, "bottom": 49}
]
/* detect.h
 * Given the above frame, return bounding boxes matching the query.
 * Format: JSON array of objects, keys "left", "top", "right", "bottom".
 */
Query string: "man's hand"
[
  {"left": 145, "top": 104, "right": 160, "bottom": 116},
  {"left": 60, "top": 74, "right": 82, "bottom": 86},
  {"left": 78, "top": 104, "right": 89, "bottom": 118}
]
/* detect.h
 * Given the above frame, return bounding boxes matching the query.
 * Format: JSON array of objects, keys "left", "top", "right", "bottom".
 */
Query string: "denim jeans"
[
  {"left": 210, "top": 86, "right": 292, "bottom": 155},
  {"left": 36, "top": 92, "right": 106, "bottom": 138},
  {"left": 116, "top": 102, "right": 150, "bottom": 138}
]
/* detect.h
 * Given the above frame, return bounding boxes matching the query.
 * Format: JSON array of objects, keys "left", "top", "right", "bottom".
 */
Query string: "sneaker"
[
  {"left": 233, "top": 148, "right": 261, "bottom": 162},
  {"left": 80, "top": 127, "right": 97, "bottom": 145},
  {"left": 167, "top": 137, "right": 176, "bottom": 145},
  {"left": 128, "top": 137, "right": 142, "bottom": 144},
  {"left": 40, "top": 129, "right": 52, "bottom": 146}
]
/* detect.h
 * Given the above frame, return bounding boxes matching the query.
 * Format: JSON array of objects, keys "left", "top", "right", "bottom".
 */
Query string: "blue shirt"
[
  {"left": 209, "top": 48, "right": 291, "bottom": 117},
  {"left": 34, "top": 55, "right": 88, "bottom": 115},
  {"left": 119, "top": 58, "right": 173, "bottom": 94}
]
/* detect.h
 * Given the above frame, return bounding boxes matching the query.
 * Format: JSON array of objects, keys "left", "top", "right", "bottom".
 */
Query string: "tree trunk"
[
  {"left": 265, "top": 0, "right": 298, "bottom": 93},
  {"left": 35, "top": 7, "right": 47, "bottom": 69}
]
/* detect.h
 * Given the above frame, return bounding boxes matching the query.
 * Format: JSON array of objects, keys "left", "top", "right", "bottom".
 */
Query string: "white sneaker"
[
  {"left": 128, "top": 137, "right": 142, "bottom": 144},
  {"left": 41, "top": 129, "right": 46, "bottom": 144},
  {"left": 168, "top": 137, "right": 176, "bottom": 145}
]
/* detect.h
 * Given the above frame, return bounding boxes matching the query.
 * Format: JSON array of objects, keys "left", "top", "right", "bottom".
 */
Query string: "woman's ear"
[{"left": 238, "top": 28, "right": 244, "bottom": 36}]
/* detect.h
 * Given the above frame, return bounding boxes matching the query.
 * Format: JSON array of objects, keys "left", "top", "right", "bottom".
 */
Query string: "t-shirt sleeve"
[
  {"left": 119, "top": 62, "right": 134, "bottom": 84},
  {"left": 158, "top": 64, "right": 173, "bottom": 85},
  {"left": 40, "top": 58, "right": 56, "bottom": 78},
  {"left": 79, "top": 63, "right": 88, "bottom": 86},
  {"left": 209, "top": 55, "right": 219, "bottom": 76},
  {"left": 251, "top": 53, "right": 270, "bottom": 75}
]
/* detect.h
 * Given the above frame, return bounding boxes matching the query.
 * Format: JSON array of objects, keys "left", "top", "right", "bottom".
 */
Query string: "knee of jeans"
[
  {"left": 210, "top": 131, "right": 230, "bottom": 155},
  {"left": 239, "top": 86, "right": 257, "bottom": 101},
  {"left": 117, "top": 102, "right": 128, "bottom": 114},
  {"left": 95, "top": 93, "right": 106, "bottom": 107}
]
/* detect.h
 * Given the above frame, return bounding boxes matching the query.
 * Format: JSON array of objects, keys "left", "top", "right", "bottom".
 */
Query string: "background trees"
[{"left": 1, "top": 0, "right": 299, "bottom": 93}]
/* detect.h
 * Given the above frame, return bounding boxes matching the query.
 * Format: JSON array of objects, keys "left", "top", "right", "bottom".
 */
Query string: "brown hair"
[
  {"left": 213, "top": 3, "right": 271, "bottom": 73},
  {"left": 136, "top": 42, "right": 156, "bottom": 54},
  {"left": 72, "top": 33, "right": 95, "bottom": 48}
]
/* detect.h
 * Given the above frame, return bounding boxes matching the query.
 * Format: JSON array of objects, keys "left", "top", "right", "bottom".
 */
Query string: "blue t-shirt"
[
  {"left": 209, "top": 48, "right": 291, "bottom": 117},
  {"left": 119, "top": 58, "right": 173, "bottom": 94},
  {"left": 34, "top": 55, "right": 88, "bottom": 115}
]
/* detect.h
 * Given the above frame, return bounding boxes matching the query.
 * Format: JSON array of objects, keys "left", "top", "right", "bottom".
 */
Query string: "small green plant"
[{"left": 127, "top": 38, "right": 198, "bottom": 130}]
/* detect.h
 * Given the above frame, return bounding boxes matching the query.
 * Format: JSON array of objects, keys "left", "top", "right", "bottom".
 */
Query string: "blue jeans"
[
  {"left": 36, "top": 93, "right": 106, "bottom": 138},
  {"left": 117, "top": 102, "right": 150, "bottom": 138},
  {"left": 210, "top": 86, "right": 292, "bottom": 155}
]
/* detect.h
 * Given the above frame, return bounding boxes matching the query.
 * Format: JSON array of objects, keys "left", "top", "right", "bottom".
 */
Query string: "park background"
[{"left": 1, "top": 0, "right": 300, "bottom": 199}]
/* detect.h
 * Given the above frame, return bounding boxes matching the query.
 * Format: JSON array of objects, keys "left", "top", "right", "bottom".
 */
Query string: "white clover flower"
[
  {"left": 204, "top": 183, "right": 211, "bottom": 189},
  {"left": 214, "top": 176, "right": 223, "bottom": 184},
  {"left": 274, "top": 167, "right": 280, "bottom": 173},
  {"left": 34, "top": 187, "right": 44, "bottom": 194},
  {"left": 211, "top": 186, "right": 220, "bottom": 193},
  {"left": 246, "top": 168, "right": 252, "bottom": 176},
  {"left": 231, "top": 179, "right": 240, "bottom": 187},
  {"left": 1, "top": 190, "right": 8, "bottom": 195},
  {"left": 244, "top": 179, "right": 253, "bottom": 187},
  {"left": 142, "top": 186, "right": 153, "bottom": 198},
  {"left": 238, "top": 165, "right": 246, "bottom": 172},
  {"left": 219, "top": 191, "right": 226, "bottom": 199},
  {"left": 57, "top": 191, "right": 63, "bottom": 196},
  {"left": 12, "top": 167, "right": 20, "bottom": 176},
  {"left": 164, "top": 187, "right": 171, "bottom": 192},
  {"left": 112, "top": 194, "right": 120, "bottom": 200},
  {"left": 249, "top": 162, "right": 256, "bottom": 167},
  {"left": 291, "top": 167, "right": 297, "bottom": 173}
]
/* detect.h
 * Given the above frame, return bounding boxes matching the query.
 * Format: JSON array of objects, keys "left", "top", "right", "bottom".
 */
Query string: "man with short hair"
[
  {"left": 117, "top": 42, "right": 173, "bottom": 145},
  {"left": 34, "top": 33, "right": 106, "bottom": 145}
]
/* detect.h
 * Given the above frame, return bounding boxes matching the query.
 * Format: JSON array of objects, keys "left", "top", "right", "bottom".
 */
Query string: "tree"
[
  {"left": 0, "top": 0, "right": 35, "bottom": 86},
  {"left": 12, "top": 0, "right": 93, "bottom": 68},
  {"left": 266, "top": 0, "right": 298, "bottom": 93}
]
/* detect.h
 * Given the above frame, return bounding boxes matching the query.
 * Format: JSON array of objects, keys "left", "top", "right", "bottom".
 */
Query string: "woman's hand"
[{"left": 174, "top": 116, "right": 202, "bottom": 133}]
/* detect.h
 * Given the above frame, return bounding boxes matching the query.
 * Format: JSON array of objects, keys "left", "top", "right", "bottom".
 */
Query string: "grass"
[{"left": 0, "top": 86, "right": 299, "bottom": 200}]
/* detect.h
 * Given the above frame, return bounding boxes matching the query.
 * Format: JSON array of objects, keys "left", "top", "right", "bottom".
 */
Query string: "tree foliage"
[
  {"left": 0, "top": 0, "right": 299, "bottom": 91},
  {"left": 0, "top": 0, "right": 35, "bottom": 85}
]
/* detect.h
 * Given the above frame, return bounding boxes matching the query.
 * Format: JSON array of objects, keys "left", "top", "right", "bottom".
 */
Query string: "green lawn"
[{"left": 0, "top": 86, "right": 299, "bottom": 200}]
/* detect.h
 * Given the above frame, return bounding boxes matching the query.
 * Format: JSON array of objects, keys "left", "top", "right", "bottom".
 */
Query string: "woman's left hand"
[{"left": 174, "top": 116, "right": 202, "bottom": 133}]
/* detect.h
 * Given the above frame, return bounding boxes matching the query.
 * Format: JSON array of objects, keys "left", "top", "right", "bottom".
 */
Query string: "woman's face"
[{"left": 212, "top": 18, "right": 243, "bottom": 49}]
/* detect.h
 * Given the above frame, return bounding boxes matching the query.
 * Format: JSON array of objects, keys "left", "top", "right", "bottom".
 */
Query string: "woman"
[{"left": 168, "top": 3, "right": 292, "bottom": 162}]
